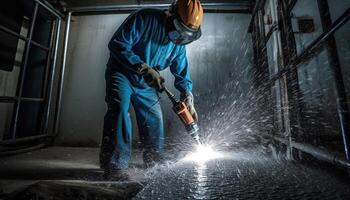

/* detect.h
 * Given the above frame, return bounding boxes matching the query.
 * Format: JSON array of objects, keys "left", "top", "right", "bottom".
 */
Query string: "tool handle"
[
  {"left": 174, "top": 102, "right": 195, "bottom": 125},
  {"left": 163, "top": 87, "right": 178, "bottom": 105}
]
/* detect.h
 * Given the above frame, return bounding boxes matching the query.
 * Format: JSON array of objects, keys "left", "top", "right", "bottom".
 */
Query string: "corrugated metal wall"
[{"left": 56, "top": 12, "right": 252, "bottom": 146}]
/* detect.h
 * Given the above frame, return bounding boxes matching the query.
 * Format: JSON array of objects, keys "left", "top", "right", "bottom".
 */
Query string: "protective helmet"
[{"left": 168, "top": 0, "right": 204, "bottom": 45}]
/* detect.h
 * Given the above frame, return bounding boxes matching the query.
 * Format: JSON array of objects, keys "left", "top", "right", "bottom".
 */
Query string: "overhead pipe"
[{"left": 67, "top": 2, "right": 252, "bottom": 14}]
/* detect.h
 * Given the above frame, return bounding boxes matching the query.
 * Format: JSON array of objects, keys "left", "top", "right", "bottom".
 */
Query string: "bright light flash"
[{"left": 182, "top": 144, "right": 224, "bottom": 164}]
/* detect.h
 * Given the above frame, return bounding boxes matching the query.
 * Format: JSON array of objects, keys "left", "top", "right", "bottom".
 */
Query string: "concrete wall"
[{"left": 56, "top": 12, "right": 253, "bottom": 147}]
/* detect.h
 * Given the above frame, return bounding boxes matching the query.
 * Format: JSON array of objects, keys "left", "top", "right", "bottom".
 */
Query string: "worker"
[{"left": 100, "top": 0, "right": 203, "bottom": 180}]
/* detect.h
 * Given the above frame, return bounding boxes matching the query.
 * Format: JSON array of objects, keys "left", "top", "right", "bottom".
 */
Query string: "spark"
[{"left": 182, "top": 144, "right": 224, "bottom": 164}]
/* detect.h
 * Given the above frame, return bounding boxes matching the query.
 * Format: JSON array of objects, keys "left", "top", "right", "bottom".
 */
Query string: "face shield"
[{"left": 168, "top": 18, "right": 202, "bottom": 45}]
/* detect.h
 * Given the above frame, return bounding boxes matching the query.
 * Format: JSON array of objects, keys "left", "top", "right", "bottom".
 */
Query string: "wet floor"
[
  {"left": 1, "top": 147, "right": 350, "bottom": 199},
  {"left": 135, "top": 152, "right": 350, "bottom": 200}
]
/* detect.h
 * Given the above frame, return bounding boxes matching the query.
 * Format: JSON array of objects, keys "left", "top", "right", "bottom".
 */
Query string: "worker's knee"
[
  {"left": 146, "top": 109, "right": 163, "bottom": 127},
  {"left": 149, "top": 103, "right": 163, "bottom": 119},
  {"left": 106, "top": 95, "right": 131, "bottom": 113}
]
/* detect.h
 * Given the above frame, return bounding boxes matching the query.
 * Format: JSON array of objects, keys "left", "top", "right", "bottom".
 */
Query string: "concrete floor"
[
  {"left": 0, "top": 147, "right": 145, "bottom": 199},
  {"left": 1, "top": 146, "right": 350, "bottom": 199}
]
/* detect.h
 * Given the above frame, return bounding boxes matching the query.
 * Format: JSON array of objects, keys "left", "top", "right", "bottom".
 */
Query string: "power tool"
[{"left": 162, "top": 87, "right": 201, "bottom": 144}]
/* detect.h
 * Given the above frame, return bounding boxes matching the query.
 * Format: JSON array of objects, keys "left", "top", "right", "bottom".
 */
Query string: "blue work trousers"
[{"left": 100, "top": 68, "right": 164, "bottom": 169}]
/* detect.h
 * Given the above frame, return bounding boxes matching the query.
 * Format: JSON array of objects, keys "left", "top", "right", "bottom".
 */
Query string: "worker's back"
[{"left": 107, "top": 8, "right": 186, "bottom": 88}]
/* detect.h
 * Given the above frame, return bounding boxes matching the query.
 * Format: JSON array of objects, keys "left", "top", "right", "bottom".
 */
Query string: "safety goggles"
[{"left": 168, "top": 18, "right": 202, "bottom": 45}]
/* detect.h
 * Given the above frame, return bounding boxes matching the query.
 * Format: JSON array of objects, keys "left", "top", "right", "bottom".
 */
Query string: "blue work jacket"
[{"left": 107, "top": 8, "right": 193, "bottom": 93}]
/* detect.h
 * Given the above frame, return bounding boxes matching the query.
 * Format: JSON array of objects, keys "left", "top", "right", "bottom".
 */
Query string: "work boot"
[{"left": 103, "top": 166, "right": 130, "bottom": 181}]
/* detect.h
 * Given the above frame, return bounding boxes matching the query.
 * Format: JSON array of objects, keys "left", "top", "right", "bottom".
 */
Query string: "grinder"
[{"left": 163, "top": 87, "right": 201, "bottom": 144}]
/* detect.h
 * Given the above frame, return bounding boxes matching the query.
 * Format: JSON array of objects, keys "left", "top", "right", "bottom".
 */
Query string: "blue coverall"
[{"left": 100, "top": 8, "right": 193, "bottom": 169}]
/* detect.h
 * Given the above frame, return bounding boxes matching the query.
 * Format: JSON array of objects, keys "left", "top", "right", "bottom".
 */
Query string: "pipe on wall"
[
  {"left": 54, "top": 12, "right": 72, "bottom": 136},
  {"left": 274, "top": 136, "right": 350, "bottom": 169},
  {"left": 0, "top": 134, "right": 53, "bottom": 146},
  {"left": 270, "top": 7, "right": 350, "bottom": 83},
  {"left": 0, "top": 143, "right": 47, "bottom": 157},
  {"left": 44, "top": 19, "right": 62, "bottom": 134}
]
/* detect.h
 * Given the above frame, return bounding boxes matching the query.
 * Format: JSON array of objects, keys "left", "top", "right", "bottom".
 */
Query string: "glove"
[
  {"left": 181, "top": 92, "right": 198, "bottom": 122},
  {"left": 139, "top": 63, "right": 165, "bottom": 92}
]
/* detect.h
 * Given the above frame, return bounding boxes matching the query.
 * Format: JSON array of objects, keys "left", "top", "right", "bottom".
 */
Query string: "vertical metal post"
[
  {"left": 251, "top": 7, "right": 275, "bottom": 148},
  {"left": 278, "top": 0, "right": 304, "bottom": 160},
  {"left": 11, "top": 3, "right": 40, "bottom": 139},
  {"left": 43, "top": 18, "right": 61, "bottom": 134},
  {"left": 39, "top": 18, "right": 55, "bottom": 134},
  {"left": 42, "top": 20, "right": 56, "bottom": 101},
  {"left": 318, "top": 0, "right": 350, "bottom": 160},
  {"left": 54, "top": 12, "right": 71, "bottom": 135}
]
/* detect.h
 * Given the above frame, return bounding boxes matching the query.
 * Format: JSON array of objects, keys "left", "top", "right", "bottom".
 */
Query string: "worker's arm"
[
  {"left": 170, "top": 47, "right": 193, "bottom": 93},
  {"left": 170, "top": 47, "right": 197, "bottom": 121},
  {"left": 108, "top": 12, "right": 145, "bottom": 72}
]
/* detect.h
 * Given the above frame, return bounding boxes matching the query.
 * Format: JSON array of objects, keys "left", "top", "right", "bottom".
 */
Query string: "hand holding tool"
[{"left": 163, "top": 87, "right": 201, "bottom": 144}]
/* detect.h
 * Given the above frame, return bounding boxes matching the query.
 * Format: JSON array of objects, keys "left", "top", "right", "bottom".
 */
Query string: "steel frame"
[
  {"left": 250, "top": 1, "right": 275, "bottom": 150},
  {"left": 317, "top": 0, "right": 350, "bottom": 160},
  {"left": 248, "top": 0, "right": 266, "bottom": 33},
  {"left": 276, "top": 0, "right": 304, "bottom": 159},
  {"left": 0, "top": 0, "right": 63, "bottom": 142},
  {"left": 10, "top": 2, "right": 40, "bottom": 139},
  {"left": 0, "top": 25, "right": 50, "bottom": 51},
  {"left": 270, "top": 6, "right": 350, "bottom": 160},
  {"left": 251, "top": 0, "right": 350, "bottom": 164}
]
